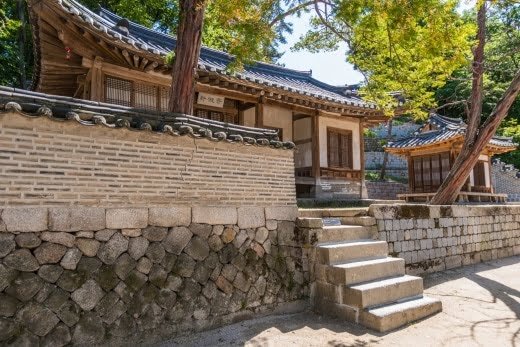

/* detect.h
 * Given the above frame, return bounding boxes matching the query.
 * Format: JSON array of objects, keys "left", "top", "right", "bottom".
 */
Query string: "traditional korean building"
[
  {"left": 26, "top": 0, "right": 385, "bottom": 200},
  {"left": 385, "top": 114, "right": 516, "bottom": 202}
]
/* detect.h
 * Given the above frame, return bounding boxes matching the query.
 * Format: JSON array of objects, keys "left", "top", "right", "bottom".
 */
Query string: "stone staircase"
[{"left": 300, "top": 208, "right": 442, "bottom": 332}]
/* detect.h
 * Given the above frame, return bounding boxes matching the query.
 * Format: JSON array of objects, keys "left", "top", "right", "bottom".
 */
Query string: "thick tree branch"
[
  {"left": 269, "top": 0, "right": 316, "bottom": 27},
  {"left": 465, "top": 3, "right": 486, "bottom": 145}
]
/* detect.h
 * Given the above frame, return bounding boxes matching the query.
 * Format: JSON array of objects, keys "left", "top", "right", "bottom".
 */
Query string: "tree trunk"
[
  {"left": 379, "top": 118, "right": 393, "bottom": 180},
  {"left": 430, "top": 3, "right": 520, "bottom": 205},
  {"left": 17, "top": 0, "right": 27, "bottom": 89},
  {"left": 169, "top": 0, "right": 207, "bottom": 115}
]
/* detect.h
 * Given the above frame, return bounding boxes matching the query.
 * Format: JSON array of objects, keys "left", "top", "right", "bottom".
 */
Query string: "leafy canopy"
[
  {"left": 293, "top": 0, "right": 474, "bottom": 119},
  {"left": 435, "top": 2, "right": 520, "bottom": 167}
]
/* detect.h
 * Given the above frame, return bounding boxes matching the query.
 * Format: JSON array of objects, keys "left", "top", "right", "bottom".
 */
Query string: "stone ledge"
[
  {"left": 106, "top": 208, "right": 148, "bottom": 229},
  {"left": 149, "top": 207, "right": 191, "bottom": 227},
  {"left": 265, "top": 206, "right": 298, "bottom": 221},
  {"left": 192, "top": 207, "right": 238, "bottom": 225},
  {"left": 49, "top": 207, "right": 106, "bottom": 232},
  {"left": 237, "top": 207, "right": 265, "bottom": 229},
  {"left": 2, "top": 208, "right": 48, "bottom": 232}
]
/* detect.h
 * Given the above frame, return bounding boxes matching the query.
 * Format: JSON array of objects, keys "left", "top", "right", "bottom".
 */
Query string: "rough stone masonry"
[
  {"left": 0, "top": 205, "right": 308, "bottom": 346},
  {"left": 369, "top": 204, "right": 520, "bottom": 274}
]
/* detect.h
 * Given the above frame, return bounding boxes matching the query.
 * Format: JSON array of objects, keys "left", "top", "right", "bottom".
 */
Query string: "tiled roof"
[
  {"left": 55, "top": 0, "right": 375, "bottom": 109},
  {"left": 0, "top": 86, "right": 295, "bottom": 149},
  {"left": 386, "top": 113, "right": 516, "bottom": 150}
]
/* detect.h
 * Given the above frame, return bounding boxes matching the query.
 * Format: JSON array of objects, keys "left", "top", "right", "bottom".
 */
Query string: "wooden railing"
[
  {"left": 295, "top": 167, "right": 362, "bottom": 180},
  {"left": 320, "top": 167, "right": 362, "bottom": 180}
]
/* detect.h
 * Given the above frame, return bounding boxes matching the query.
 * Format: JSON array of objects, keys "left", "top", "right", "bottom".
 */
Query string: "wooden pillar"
[
  {"left": 236, "top": 101, "right": 243, "bottom": 126},
  {"left": 90, "top": 57, "right": 104, "bottom": 102},
  {"left": 488, "top": 155, "right": 494, "bottom": 193},
  {"left": 359, "top": 118, "right": 366, "bottom": 198},
  {"left": 255, "top": 98, "right": 264, "bottom": 128},
  {"left": 407, "top": 156, "right": 414, "bottom": 192},
  {"left": 311, "top": 112, "right": 321, "bottom": 178}
]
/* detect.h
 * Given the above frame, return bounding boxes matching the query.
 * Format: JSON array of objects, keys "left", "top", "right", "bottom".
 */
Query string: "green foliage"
[
  {"left": 435, "top": 3, "right": 520, "bottom": 167},
  {"left": 363, "top": 128, "right": 376, "bottom": 138},
  {"left": 294, "top": 0, "right": 474, "bottom": 119},
  {"left": 80, "top": 0, "right": 180, "bottom": 33},
  {"left": 0, "top": 0, "right": 32, "bottom": 88},
  {"left": 497, "top": 118, "right": 520, "bottom": 167}
]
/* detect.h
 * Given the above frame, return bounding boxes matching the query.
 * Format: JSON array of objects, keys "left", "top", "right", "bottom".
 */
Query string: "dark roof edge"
[
  {"left": 0, "top": 86, "right": 295, "bottom": 150},
  {"left": 98, "top": 7, "right": 317, "bottom": 81}
]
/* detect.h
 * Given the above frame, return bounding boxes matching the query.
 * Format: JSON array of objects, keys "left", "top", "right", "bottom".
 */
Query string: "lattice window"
[
  {"left": 327, "top": 128, "right": 353, "bottom": 169},
  {"left": 105, "top": 76, "right": 132, "bottom": 107},
  {"left": 412, "top": 152, "right": 452, "bottom": 193},
  {"left": 134, "top": 81, "right": 157, "bottom": 111},
  {"left": 160, "top": 86, "right": 171, "bottom": 112},
  {"left": 194, "top": 108, "right": 237, "bottom": 124}
]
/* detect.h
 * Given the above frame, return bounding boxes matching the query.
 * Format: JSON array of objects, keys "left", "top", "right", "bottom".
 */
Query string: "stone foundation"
[
  {"left": 0, "top": 205, "right": 308, "bottom": 346},
  {"left": 369, "top": 204, "right": 520, "bottom": 274}
]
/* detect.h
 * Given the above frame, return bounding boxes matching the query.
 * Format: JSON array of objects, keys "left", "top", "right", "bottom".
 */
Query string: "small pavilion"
[{"left": 385, "top": 114, "right": 517, "bottom": 202}]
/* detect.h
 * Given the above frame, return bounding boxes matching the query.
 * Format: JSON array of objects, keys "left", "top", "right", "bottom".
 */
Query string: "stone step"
[
  {"left": 340, "top": 216, "right": 376, "bottom": 226},
  {"left": 299, "top": 208, "right": 368, "bottom": 218},
  {"left": 319, "top": 225, "right": 373, "bottom": 243},
  {"left": 360, "top": 296, "right": 442, "bottom": 332},
  {"left": 317, "top": 240, "right": 388, "bottom": 264},
  {"left": 314, "top": 296, "right": 358, "bottom": 322},
  {"left": 343, "top": 275, "right": 424, "bottom": 309},
  {"left": 319, "top": 257, "right": 405, "bottom": 285}
]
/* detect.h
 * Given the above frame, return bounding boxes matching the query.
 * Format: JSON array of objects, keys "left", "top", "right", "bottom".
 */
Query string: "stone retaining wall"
[
  {"left": 369, "top": 204, "right": 520, "bottom": 274},
  {"left": 366, "top": 181, "right": 408, "bottom": 200},
  {"left": 0, "top": 111, "right": 296, "bottom": 206},
  {"left": 0, "top": 205, "right": 307, "bottom": 346}
]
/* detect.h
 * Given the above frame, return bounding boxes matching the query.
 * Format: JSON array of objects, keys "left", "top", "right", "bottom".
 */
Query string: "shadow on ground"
[{"left": 158, "top": 256, "right": 520, "bottom": 347}]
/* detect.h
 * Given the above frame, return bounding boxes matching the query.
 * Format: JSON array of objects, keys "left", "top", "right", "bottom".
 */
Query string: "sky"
[
  {"left": 278, "top": 1, "right": 475, "bottom": 87},
  {"left": 277, "top": 12, "right": 362, "bottom": 86}
]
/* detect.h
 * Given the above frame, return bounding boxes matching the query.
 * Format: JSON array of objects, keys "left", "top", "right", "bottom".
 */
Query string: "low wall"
[
  {"left": 366, "top": 181, "right": 408, "bottom": 200},
  {"left": 369, "top": 204, "right": 520, "bottom": 274},
  {"left": 365, "top": 152, "right": 408, "bottom": 171},
  {"left": 0, "top": 205, "right": 307, "bottom": 345},
  {"left": 0, "top": 111, "right": 296, "bottom": 206}
]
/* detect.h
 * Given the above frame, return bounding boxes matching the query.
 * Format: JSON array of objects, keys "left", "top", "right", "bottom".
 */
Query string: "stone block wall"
[
  {"left": 0, "top": 112, "right": 296, "bottom": 206},
  {"left": 366, "top": 181, "right": 408, "bottom": 200},
  {"left": 492, "top": 164, "right": 520, "bottom": 202},
  {"left": 365, "top": 152, "right": 408, "bottom": 171},
  {"left": 0, "top": 205, "right": 308, "bottom": 346},
  {"left": 369, "top": 204, "right": 520, "bottom": 274}
]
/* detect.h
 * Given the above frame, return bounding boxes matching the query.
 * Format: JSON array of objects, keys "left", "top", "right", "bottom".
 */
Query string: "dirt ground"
[{"left": 159, "top": 256, "right": 520, "bottom": 347}]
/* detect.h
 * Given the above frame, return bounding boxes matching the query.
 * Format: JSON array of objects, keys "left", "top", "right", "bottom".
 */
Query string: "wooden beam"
[
  {"left": 82, "top": 57, "right": 170, "bottom": 85},
  {"left": 121, "top": 50, "right": 133, "bottom": 67},
  {"left": 139, "top": 58, "right": 149, "bottom": 70},
  {"left": 195, "top": 84, "right": 258, "bottom": 103},
  {"left": 90, "top": 56, "right": 104, "bottom": 101},
  {"left": 359, "top": 117, "right": 366, "bottom": 198},
  {"left": 255, "top": 99, "right": 264, "bottom": 128},
  {"left": 144, "top": 61, "right": 159, "bottom": 72}
]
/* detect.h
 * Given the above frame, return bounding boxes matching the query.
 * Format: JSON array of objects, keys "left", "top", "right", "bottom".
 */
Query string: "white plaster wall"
[
  {"left": 293, "top": 117, "right": 311, "bottom": 141},
  {"left": 263, "top": 105, "right": 293, "bottom": 141},
  {"left": 318, "top": 116, "right": 361, "bottom": 170},
  {"left": 295, "top": 142, "right": 312, "bottom": 168},
  {"left": 484, "top": 161, "right": 491, "bottom": 187},
  {"left": 243, "top": 107, "right": 255, "bottom": 127}
]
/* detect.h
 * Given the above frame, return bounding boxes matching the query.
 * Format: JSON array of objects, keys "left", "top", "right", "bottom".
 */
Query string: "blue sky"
[
  {"left": 277, "top": 12, "right": 362, "bottom": 86},
  {"left": 278, "top": 1, "right": 475, "bottom": 87}
]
